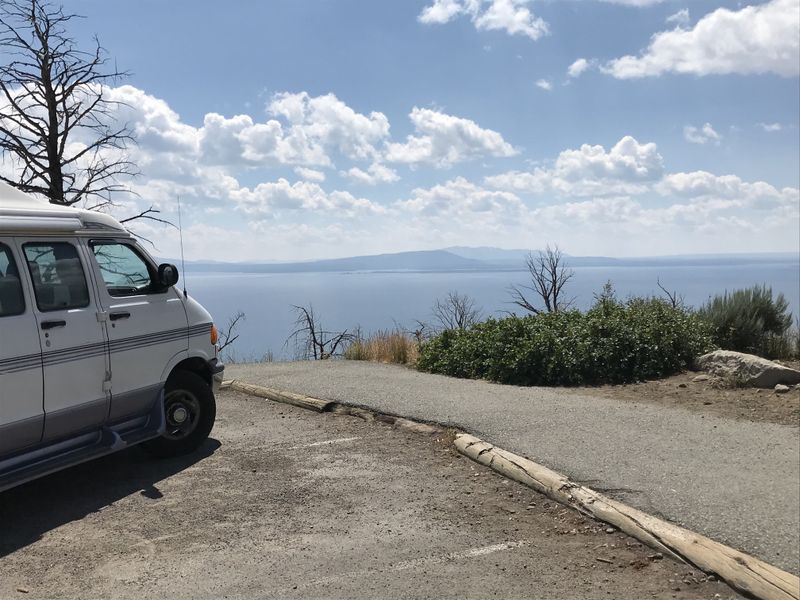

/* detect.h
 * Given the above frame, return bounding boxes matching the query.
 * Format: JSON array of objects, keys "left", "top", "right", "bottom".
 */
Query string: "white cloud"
[
  {"left": 665, "top": 8, "right": 689, "bottom": 26},
  {"left": 602, "top": 0, "right": 800, "bottom": 78},
  {"left": 398, "top": 177, "right": 524, "bottom": 220},
  {"left": 535, "top": 79, "right": 553, "bottom": 91},
  {"left": 418, "top": 0, "right": 464, "bottom": 24},
  {"left": 345, "top": 163, "right": 400, "bottom": 185},
  {"left": 683, "top": 123, "right": 722, "bottom": 145},
  {"left": 385, "top": 107, "right": 517, "bottom": 168},
  {"left": 232, "top": 179, "right": 384, "bottom": 216},
  {"left": 487, "top": 135, "right": 663, "bottom": 196},
  {"left": 194, "top": 92, "right": 393, "bottom": 169},
  {"left": 567, "top": 58, "right": 592, "bottom": 78},
  {"left": 267, "top": 92, "right": 390, "bottom": 163},
  {"left": 418, "top": 0, "right": 549, "bottom": 40},
  {"left": 5, "top": 82, "right": 795, "bottom": 260},
  {"left": 758, "top": 122, "right": 783, "bottom": 132},
  {"left": 657, "top": 171, "right": 799, "bottom": 209},
  {"left": 598, "top": 0, "right": 664, "bottom": 5},
  {"left": 294, "top": 167, "right": 326, "bottom": 182}
]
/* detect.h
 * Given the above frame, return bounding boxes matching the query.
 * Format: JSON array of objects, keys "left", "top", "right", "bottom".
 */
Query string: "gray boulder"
[{"left": 694, "top": 350, "right": 800, "bottom": 388}]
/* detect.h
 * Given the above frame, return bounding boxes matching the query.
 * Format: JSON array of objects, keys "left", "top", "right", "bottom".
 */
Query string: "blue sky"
[{"left": 52, "top": 0, "right": 800, "bottom": 260}]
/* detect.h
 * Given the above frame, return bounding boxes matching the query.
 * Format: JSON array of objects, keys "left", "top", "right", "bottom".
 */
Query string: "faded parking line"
[
  {"left": 297, "top": 540, "right": 531, "bottom": 590},
  {"left": 287, "top": 437, "right": 362, "bottom": 450}
]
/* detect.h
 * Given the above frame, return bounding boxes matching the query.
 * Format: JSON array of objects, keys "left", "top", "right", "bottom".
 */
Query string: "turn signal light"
[{"left": 210, "top": 324, "right": 219, "bottom": 346}]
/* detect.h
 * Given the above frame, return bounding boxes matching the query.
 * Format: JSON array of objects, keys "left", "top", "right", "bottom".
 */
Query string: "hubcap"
[{"left": 163, "top": 390, "right": 201, "bottom": 440}]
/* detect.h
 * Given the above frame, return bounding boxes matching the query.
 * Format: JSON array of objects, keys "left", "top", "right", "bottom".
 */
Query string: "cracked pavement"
[
  {"left": 0, "top": 390, "right": 741, "bottom": 599},
  {"left": 228, "top": 360, "right": 800, "bottom": 573}
]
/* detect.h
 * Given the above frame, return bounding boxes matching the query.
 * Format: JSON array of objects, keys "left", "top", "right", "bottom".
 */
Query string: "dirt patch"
[
  {"left": 0, "top": 390, "right": 742, "bottom": 600},
  {"left": 579, "top": 368, "right": 799, "bottom": 427}
]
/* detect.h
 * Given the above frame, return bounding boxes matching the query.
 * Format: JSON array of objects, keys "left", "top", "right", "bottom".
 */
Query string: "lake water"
[{"left": 186, "top": 262, "right": 800, "bottom": 360}]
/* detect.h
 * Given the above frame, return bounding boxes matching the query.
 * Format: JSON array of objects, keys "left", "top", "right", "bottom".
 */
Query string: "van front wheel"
[{"left": 143, "top": 370, "right": 216, "bottom": 458}]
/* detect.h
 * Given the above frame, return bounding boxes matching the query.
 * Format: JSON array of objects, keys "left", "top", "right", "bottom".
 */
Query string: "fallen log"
[
  {"left": 454, "top": 433, "right": 799, "bottom": 600},
  {"left": 227, "top": 380, "right": 333, "bottom": 412}
]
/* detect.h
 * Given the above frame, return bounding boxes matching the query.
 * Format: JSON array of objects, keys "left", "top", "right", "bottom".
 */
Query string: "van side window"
[
  {"left": 23, "top": 242, "right": 90, "bottom": 312},
  {"left": 90, "top": 242, "right": 156, "bottom": 297},
  {"left": 0, "top": 243, "right": 25, "bottom": 317}
]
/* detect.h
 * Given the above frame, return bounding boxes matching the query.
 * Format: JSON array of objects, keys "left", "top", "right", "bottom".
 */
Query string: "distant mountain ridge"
[
  {"left": 180, "top": 249, "right": 481, "bottom": 274},
  {"left": 174, "top": 247, "right": 799, "bottom": 274}
]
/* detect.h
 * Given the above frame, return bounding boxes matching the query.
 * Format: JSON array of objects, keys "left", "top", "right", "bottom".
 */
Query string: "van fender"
[{"left": 160, "top": 348, "right": 217, "bottom": 387}]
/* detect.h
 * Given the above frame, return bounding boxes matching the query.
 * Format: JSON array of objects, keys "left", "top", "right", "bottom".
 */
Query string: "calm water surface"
[{"left": 186, "top": 263, "right": 800, "bottom": 360}]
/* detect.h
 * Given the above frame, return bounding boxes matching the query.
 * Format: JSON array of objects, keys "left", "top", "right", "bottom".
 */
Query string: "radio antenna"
[{"left": 177, "top": 196, "right": 187, "bottom": 298}]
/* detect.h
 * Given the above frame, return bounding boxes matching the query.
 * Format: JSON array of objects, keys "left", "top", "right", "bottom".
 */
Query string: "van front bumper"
[{"left": 208, "top": 358, "right": 225, "bottom": 394}]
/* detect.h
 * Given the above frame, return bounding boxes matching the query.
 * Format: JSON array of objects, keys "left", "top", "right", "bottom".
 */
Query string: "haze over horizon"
[{"left": 11, "top": 0, "right": 800, "bottom": 261}]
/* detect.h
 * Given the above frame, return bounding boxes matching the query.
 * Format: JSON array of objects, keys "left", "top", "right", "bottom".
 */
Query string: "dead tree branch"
[
  {"left": 656, "top": 278, "right": 684, "bottom": 309},
  {"left": 0, "top": 0, "right": 139, "bottom": 213},
  {"left": 286, "top": 304, "right": 354, "bottom": 360},
  {"left": 218, "top": 310, "right": 245, "bottom": 354},
  {"left": 432, "top": 291, "right": 483, "bottom": 331},
  {"left": 509, "top": 244, "right": 575, "bottom": 314}
]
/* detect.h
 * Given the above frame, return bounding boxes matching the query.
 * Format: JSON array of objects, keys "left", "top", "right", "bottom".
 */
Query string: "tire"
[{"left": 143, "top": 370, "right": 216, "bottom": 458}]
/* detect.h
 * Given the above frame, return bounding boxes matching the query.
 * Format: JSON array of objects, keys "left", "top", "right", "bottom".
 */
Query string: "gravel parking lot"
[{"left": 0, "top": 390, "right": 740, "bottom": 599}]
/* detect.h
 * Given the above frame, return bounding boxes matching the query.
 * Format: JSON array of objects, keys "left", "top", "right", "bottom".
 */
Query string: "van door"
[
  {"left": 86, "top": 240, "right": 188, "bottom": 423},
  {"left": 21, "top": 240, "right": 109, "bottom": 442},
  {"left": 0, "top": 241, "right": 43, "bottom": 456}
]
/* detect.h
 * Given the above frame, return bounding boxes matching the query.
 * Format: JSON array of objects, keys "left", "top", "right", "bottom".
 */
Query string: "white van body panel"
[
  {"left": 0, "top": 182, "right": 222, "bottom": 490},
  {"left": 0, "top": 241, "right": 44, "bottom": 456},
  {"left": 15, "top": 237, "right": 111, "bottom": 443},
  {"left": 84, "top": 239, "right": 191, "bottom": 423}
]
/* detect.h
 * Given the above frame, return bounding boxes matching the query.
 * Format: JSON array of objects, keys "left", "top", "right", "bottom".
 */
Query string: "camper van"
[{"left": 0, "top": 182, "right": 222, "bottom": 492}]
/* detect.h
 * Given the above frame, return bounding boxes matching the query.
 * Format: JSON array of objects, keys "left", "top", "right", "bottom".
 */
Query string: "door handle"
[
  {"left": 41, "top": 320, "right": 66, "bottom": 330},
  {"left": 109, "top": 311, "right": 131, "bottom": 321}
]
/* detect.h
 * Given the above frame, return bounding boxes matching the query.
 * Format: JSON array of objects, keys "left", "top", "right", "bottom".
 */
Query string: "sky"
[{"left": 16, "top": 0, "right": 800, "bottom": 260}]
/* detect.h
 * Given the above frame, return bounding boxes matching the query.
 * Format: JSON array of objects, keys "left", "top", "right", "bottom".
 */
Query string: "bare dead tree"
[
  {"left": 656, "top": 278, "right": 685, "bottom": 309},
  {"left": 286, "top": 304, "right": 354, "bottom": 360},
  {"left": 509, "top": 244, "right": 575, "bottom": 314},
  {"left": 410, "top": 319, "right": 431, "bottom": 344},
  {"left": 431, "top": 291, "right": 482, "bottom": 331},
  {"left": 0, "top": 0, "right": 156, "bottom": 221},
  {"left": 218, "top": 310, "right": 245, "bottom": 354}
]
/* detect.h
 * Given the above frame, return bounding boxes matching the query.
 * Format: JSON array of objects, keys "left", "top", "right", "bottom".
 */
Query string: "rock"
[
  {"left": 692, "top": 374, "right": 711, "bottom": 383},
  {"left": 677, "top": 383, "right": 687, "bottom": 388},
  {"left": 774, "top": 384, "right": 790, "bottom": 394},
  {"left": 694, "top": 350, "right": 800, "bottom": 388}
]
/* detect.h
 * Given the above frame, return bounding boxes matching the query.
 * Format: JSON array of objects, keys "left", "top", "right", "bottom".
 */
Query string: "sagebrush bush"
[
  {"left": 697, "top": 286, "right": 795, "bottom": 359},
  {"left": 417, "top": 296, "right": 713, "bottom": 386}
]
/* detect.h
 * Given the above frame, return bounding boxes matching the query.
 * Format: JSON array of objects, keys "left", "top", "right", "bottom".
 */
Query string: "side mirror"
[{"left": 157, "top": 263, "right": 180, "bottom": 288}]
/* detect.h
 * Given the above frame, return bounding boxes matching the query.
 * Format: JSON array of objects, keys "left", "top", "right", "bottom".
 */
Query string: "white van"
[{"left": 0, "top": 182, "right": 223, "bottom": 492}]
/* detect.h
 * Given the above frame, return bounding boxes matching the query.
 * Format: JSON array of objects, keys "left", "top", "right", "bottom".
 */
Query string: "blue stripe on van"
[{"left": 0, "top": 323, "right": 213, "bottom": 374}]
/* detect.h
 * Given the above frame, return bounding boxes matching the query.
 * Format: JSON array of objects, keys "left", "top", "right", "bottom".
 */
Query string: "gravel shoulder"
[
  {"left": 580, "top": 369, "right": 799, "bottom": 427},
  {"left": 0, "top": 390, "right": 740, "bottom": 600},
  {"left": 227, "top": 360, "right": 800, "bottom": 574}
]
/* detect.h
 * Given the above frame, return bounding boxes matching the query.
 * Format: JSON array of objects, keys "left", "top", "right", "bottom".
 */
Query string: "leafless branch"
[
  {"left": 0, "top": 0, "right": 140, "bottom": 212},
  {"left": 286, "top": 304, "right": 355, "bottom": 360},
  {"left": 432, "top": 291, "right": 482, "bottom": 331},
  {"left": 656, "top": 278, "right": 684, "bottom": 309},
  {"left": 508, "top": 244, "right": 575, "bottom": 314},
  {"left": 218, "top": 310, "right": 245, "bottom": 354}
]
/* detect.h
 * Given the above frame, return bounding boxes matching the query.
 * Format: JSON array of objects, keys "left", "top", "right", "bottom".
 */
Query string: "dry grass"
[{"left": 345, "top": 329, "right": 419, "bottom": 365}]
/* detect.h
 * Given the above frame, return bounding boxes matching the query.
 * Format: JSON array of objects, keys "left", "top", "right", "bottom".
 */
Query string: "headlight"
[{"left": 210, "top": 324, "right": 219, "bottom": 345}]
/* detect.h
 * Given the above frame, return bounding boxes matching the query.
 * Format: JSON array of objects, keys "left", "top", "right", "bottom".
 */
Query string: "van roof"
[{"left": 0, "top": 181, "right": 127, "bottom": 234}]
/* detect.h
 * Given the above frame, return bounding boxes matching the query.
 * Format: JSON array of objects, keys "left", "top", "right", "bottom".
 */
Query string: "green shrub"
[
  {"left": 417, "top": 295, "right": 713, "bottom": 386},
  {"left": 697, "top": 286, "right": 794, "bottom": 358}
]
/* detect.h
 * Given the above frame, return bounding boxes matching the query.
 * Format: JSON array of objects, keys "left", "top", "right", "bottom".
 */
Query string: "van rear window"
[
  {"left": 0, "top": 243, "right": 25, "bottom": 317},
  {"left": 23, "top": 242, "right": 90, "bottom": 312}
]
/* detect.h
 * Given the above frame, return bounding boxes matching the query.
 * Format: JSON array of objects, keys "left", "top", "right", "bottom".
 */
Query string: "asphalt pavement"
[
  {"left": 0, "top": 390, "right": 740, "bottom": 599},
  {"left": 228, "top": 360, "right": 800, "bottom": 574}
]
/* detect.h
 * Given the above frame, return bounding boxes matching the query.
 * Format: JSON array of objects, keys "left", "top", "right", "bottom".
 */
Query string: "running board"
[{"left": 0, "top": 392, "right": 166, "bottom": 493}]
